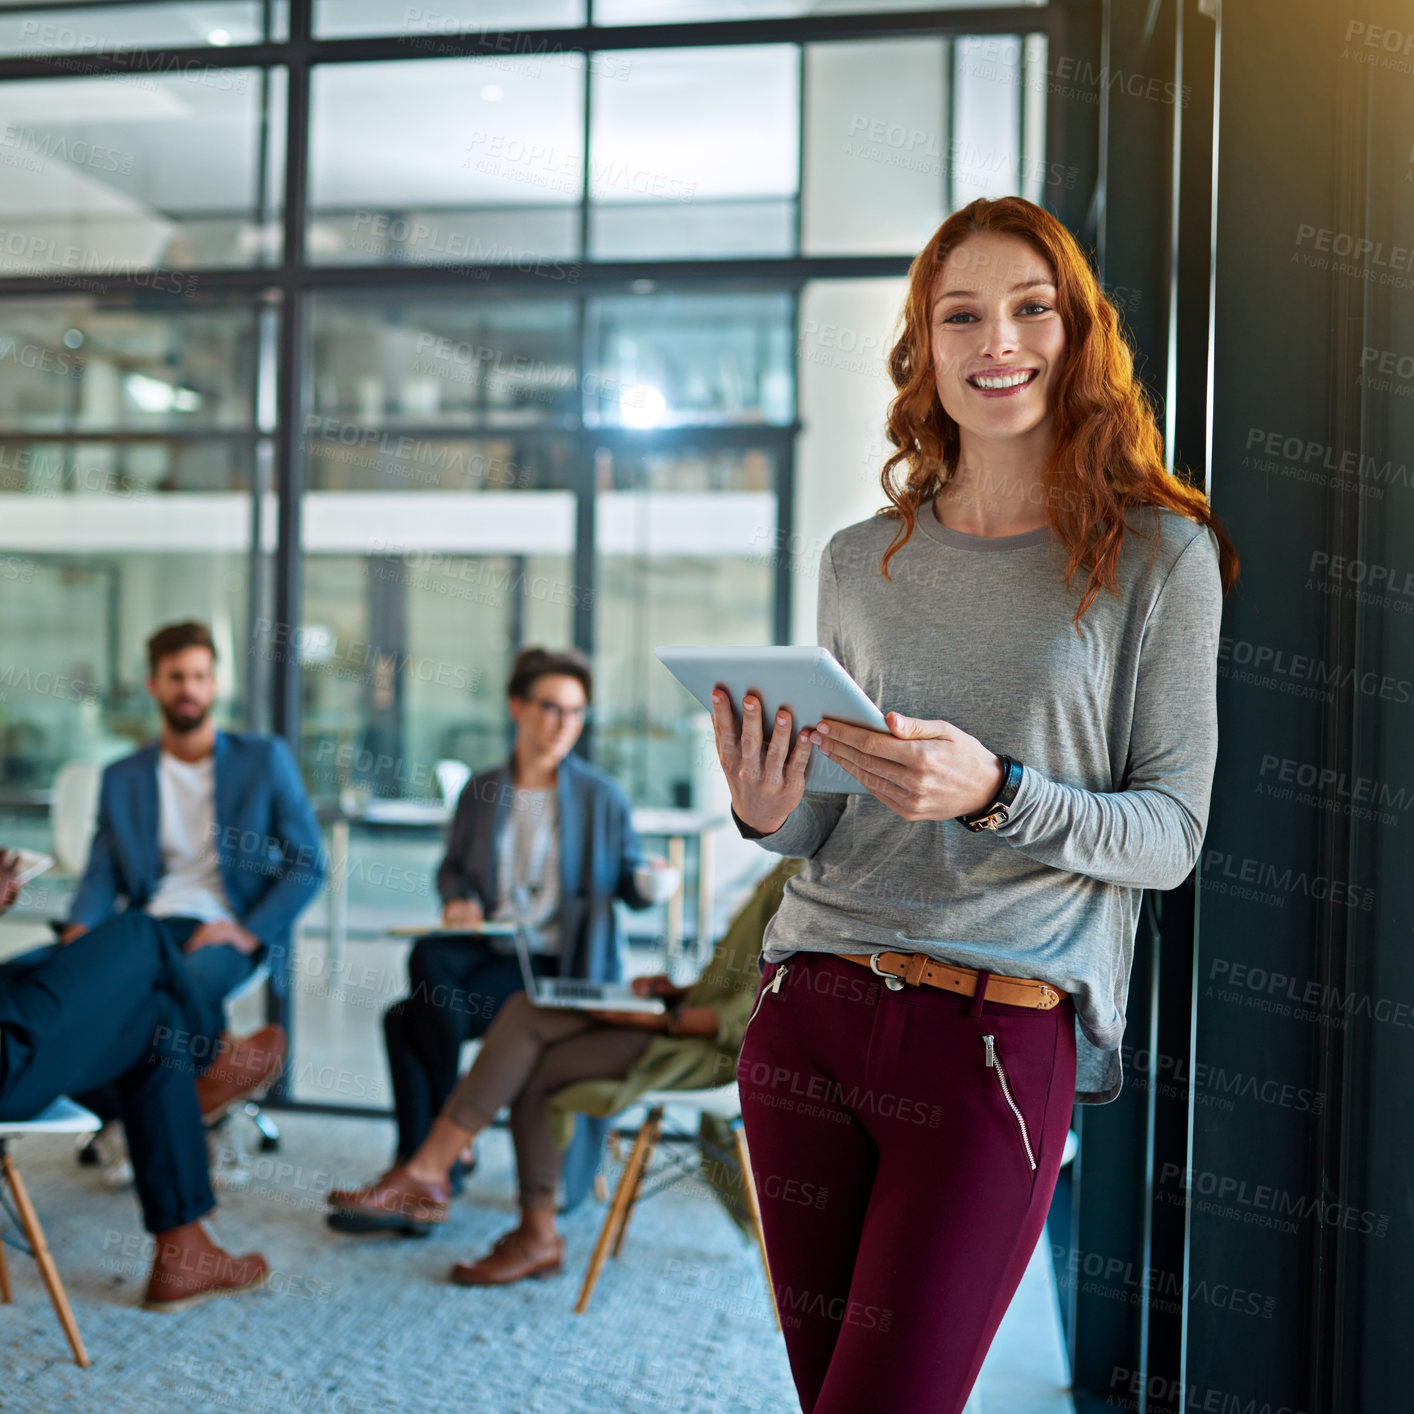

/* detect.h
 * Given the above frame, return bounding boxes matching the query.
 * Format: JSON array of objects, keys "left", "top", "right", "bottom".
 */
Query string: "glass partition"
[
  {"left": 300, "top": 288, "right": 579, "bottom": 801},
  {"left": 0, "top": 297, "right": 268, "bottom": 795},
  {"left": 0, "top": 67, "right": 285, "bottom": 271},
  {"left": 0, "top": 2, "right": 287, "bottom": 55},
  {"left": 588, "top": 45, "right": 800, "bottom": 258},
  {"left": 313, "top": 0, "right": 583, "bottom": 37},
  {"left": 308, "top": 292, "right": 581, "bottom": 430},
  {"left": 593, "top": 440, "right": 780, "bottom": 809},
  {"left": 595, "top": 0, "right": 1043, "bottom": 19},
  {"left": 307, "top": 57, "right": 583, "bottom": 265},
  {"left": 802, "top": 37, "right": 949, "bottom": 256},
  {"left": 584, "top": 290, "right": 795, "bottom": 426}
]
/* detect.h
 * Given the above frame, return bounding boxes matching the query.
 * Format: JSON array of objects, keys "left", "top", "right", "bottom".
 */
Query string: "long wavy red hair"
[{"left": 879, "top": 197, "right": 1238, "bottom": 622}]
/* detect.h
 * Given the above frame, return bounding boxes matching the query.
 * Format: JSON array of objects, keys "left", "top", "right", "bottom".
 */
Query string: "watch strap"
[{"left": 957, "top": 756, "right": 1023, "bottom": 832}]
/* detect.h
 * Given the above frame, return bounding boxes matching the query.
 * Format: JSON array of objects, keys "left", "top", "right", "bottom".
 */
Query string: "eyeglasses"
[{"left": 531, "top": 699, "right": 590, "bottom": 725}]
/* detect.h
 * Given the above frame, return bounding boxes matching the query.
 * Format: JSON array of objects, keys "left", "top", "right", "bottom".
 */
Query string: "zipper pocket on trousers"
[
  {"left": 983, "top": 1033, "right": 1037, "bottom": 1173},
  {"left": 744, "top": 962, "right": 790, "bottom": 1033}
]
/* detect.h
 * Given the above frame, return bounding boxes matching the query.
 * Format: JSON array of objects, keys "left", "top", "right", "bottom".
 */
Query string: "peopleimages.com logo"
[{"left": 1217, "top": 636, "right": 1414, "bottom": 705}]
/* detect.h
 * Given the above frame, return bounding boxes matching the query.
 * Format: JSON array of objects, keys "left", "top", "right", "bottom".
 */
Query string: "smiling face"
[{"left": 929, "top": 231, "right": 1067, "bottom": 460}]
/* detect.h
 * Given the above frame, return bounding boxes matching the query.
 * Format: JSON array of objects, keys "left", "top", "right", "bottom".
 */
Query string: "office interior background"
[{"left": 0, "top": 0, "right": 1409, "bottom": 1411}]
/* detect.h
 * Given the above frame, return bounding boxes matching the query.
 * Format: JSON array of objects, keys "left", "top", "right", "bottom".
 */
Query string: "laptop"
[{"left": 508, "top": 890, "right": 665, "bottom": 1015}]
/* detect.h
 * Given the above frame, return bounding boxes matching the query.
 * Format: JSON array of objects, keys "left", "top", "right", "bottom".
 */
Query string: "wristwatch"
[{"left": 957, "top": 755, "right": 1024, "bottom": 832}]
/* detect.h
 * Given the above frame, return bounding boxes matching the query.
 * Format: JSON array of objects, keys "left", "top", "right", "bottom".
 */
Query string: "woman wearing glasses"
[
  {"left": 715, "top": 197, "right": 1237, "bottom": 1414},
  {"left": 334, "top": 646, "right": 669, "bottom": 1232}
]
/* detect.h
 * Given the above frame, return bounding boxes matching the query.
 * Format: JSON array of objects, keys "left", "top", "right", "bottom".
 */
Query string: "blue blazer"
[
  {"left": 68, "top": 731, "right": 326, "bottom": 994},
  {"left": 435, "top": 751, "right": 653, "bottom": 982}
]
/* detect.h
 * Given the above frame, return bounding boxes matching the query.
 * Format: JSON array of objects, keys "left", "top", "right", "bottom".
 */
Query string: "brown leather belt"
[{"left": 838, "top": 951, "right": 1066, "bottom": 1011}]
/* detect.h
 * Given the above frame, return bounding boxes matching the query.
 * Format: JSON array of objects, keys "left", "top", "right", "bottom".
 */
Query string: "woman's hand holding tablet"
[
  {"left": 812, "top": 712, "right": 1006, "bottom": 822},
  {"left": 656, "top": 645, "right": 892, "bottom": 803},
  {"left": 660, "top": 643, "right": 998, "bottom": 826},
  {"left": 708, "top": 688, "right": 816, "bottom": 835}
]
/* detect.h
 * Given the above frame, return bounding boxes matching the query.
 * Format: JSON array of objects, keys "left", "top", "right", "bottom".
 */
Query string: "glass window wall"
[
  {"left": 307, "top": 57, "right": 583, "bottom": 266},
  {"left": 0, "top": 67, "right": 286, "bottom": 271},
  {"left": 589, "top": 45, "right": 800, "bottom": 259},
  {"left": 0, "top": 7, "right": 1050, "bottom": 1111},
  {"left": 0, "top": 296, "right": 268, "bottom": 799},
  {"left": 312, "top": 1, "right": 583, "bottom": 39},
  {"left": 0, "top": 2, "right": 287, "bottom": 56}
]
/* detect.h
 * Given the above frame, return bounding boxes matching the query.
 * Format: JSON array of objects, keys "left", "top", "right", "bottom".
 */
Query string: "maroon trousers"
[{"left": 738, "top": 952, "right": 1077, "bottom": 1414}]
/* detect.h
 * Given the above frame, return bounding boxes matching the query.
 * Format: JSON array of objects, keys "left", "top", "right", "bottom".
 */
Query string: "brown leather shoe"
[
  {"left": 141, "top": 1220, "right": 269, "bottom": 1312},
  {"left": 450, "top": 1228, "right": 565, "bottom": 1286},
  {"left": 326, "top": 1165, "right": 450, "bottom": 1226},
  {"left": 195, "top": 1025, "right": 287, "bottom": 1124}
]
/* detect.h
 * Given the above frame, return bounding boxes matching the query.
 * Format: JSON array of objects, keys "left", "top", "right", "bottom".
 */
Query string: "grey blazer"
[{"left": 434, "top": 751, "right": 653, "bottom": 982}]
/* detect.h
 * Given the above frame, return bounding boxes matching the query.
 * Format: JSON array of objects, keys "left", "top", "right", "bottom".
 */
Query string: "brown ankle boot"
[
  {"left": 142, "top": 1221, "right": 269, "bottom": 1312},
  {"left": 195, "top": 1025, "right": 287, "bottom": 1124}
]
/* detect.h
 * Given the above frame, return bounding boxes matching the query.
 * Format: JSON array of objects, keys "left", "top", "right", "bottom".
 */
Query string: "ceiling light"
[
  {"left": 125, "top": 373, "right": 203, "bottom": 414},
  {"left": 619, "top": 384, "right": 667, "bottom": 429}
]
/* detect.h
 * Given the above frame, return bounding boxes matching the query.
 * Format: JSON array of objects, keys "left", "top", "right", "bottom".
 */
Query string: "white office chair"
[
  {"left": 1, "top": 1097, "right": 102, "bottom": 1368},
  {"left": 49, "top": 761, "right": 116, "bottom": 1180},
  {"left": 434, "top": 758, "right": 472, "bottom": 807},
  {"left": 49, "top": 761, "right": 102, "bottom": 877}
]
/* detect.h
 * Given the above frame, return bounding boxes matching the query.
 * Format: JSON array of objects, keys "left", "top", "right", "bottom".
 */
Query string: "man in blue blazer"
[
  {"left": 62, "top": 621, "right": 325, "bottom": 1105},
  {"left": 331, "top": 646, "right": 671, "bottom": 1231}
]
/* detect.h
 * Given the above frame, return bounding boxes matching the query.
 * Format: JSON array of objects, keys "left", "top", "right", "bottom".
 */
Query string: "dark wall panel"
[{"left": 1191, "top": 1, "right": 1414, "bottom": 1410}]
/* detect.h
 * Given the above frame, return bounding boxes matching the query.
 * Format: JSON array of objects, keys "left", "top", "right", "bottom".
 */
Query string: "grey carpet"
[
  {"left": 1, "top": 1111, "right": 797, "bottom": 1413},
  {"left": 1, "top": 1109, "right": 1072, "bottom": 1413}
]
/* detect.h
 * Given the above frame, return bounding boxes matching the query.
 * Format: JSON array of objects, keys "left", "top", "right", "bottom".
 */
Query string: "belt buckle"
[{"left": 869, "top": 952, "right": 905, "bottom": 991}]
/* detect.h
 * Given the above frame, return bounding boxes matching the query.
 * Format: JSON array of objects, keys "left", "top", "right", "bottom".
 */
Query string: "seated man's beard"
[{"left": 161, "top": 702, "right": 210, "bottom": 733}]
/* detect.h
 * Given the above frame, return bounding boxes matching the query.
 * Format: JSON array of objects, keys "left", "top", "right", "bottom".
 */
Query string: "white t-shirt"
[
  {"left": 489, "top": 786, "right": 561, "bottom": 955},
  {"left": 145, "top": 752, "right": 237, "bottom": 923}
]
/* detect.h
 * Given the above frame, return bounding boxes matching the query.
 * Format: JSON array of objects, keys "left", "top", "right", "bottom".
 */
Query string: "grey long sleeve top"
[{"left": 742, "top": 504, "right": 1223, "bottom": 1103}]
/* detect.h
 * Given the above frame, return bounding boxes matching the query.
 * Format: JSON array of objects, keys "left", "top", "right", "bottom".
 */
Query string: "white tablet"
[
  {"left": 10, "top": 850, "right": 54, "bottom": 886},
  {"left": 655, "top": 645, "right": 890, "bottom": 795}
]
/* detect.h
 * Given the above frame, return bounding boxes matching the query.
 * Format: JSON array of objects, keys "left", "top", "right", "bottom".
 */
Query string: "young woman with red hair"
[{"left": 711, "top": 196, "right": 1237, "bottom": 1414}]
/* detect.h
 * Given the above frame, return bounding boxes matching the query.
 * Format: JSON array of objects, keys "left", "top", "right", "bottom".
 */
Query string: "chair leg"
[
  {"left": 1, "top": 1154, "right": 91, "bottom": 1368},
  {"left": 214, "top": 1112, "right": 249, "bottom": 1184},
  {"left": 249, "top": 1103, "right": 281, "bottom": 1151},
  {"left": 574, "top": 1106, "right": 663, "bottom": 1315},
  {"left": 610, "top": 1111, "right": 663, "bottom": 1260},
  {"left": 0, "top": 1202, "right": 12, "bottom": 1304},
  {"left": 733, "top": 1124, "right": 780, "bottom": 1331}
]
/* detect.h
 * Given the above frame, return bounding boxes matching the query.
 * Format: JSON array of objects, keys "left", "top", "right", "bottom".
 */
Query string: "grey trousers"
[{"left": 442, "top": 991, "right": 654, "bottom": 1207}]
